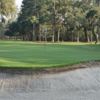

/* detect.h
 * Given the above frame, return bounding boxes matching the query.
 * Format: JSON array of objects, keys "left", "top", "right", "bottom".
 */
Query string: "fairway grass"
[{"left": 0, "top": 41, "right": 100, "bottom": 69}]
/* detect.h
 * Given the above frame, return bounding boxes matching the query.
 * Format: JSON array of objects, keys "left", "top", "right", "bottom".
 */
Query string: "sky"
[{"left": 16, "top": 0, "right": 23, "bottom": 9}]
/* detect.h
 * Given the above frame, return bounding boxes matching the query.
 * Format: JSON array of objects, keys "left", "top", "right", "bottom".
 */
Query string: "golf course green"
[{"left": 0, "top": 41, "right": 100, "bottom": 68}]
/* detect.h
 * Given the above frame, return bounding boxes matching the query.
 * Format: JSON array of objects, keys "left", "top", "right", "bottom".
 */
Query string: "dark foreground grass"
[{"left": 0, "top": 41, "right": 100, "bottom": 68}]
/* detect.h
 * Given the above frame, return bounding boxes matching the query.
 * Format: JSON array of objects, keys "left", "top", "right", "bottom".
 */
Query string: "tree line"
[{"left": 1, "top": 0, "right": 100, "bottom": 43}]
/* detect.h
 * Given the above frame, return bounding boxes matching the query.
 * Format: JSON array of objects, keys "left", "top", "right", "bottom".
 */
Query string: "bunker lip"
[{"left": 0, "top": 61, "right": 100, "bottom": 75}]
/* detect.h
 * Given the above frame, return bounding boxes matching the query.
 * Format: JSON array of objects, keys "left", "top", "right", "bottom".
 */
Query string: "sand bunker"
[{"left": 0, "top": 64, "right": 100, "bottom": 100}]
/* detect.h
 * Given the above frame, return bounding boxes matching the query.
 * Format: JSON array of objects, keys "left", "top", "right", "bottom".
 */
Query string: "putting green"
[{"left": 0, "top": 41, "right": 100, "bottom": 68}]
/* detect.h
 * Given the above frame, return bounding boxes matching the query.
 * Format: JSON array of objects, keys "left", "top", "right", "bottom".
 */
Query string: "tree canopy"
[{"left": 3, "top": 0, "right": 100, "bottom": 43}]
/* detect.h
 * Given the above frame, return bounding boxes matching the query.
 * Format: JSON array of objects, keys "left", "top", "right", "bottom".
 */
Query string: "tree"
[
  {"left": 95, "top": 0, "right": 100, "bottom": 6},
  {"left": 6, "top": 0, "right": 100, "bottom": 43},
  {"left": 0, "top": 0, "right": 16, "bottom": 21},
  {"left": 18, "top": 0, "right": 43, "bottom": 41},
  {"left": 0, "top": 0, "right": 16, "bottom": 39},
  {"left": 86, "top": 9, "right": 99, "bottom": 43}
]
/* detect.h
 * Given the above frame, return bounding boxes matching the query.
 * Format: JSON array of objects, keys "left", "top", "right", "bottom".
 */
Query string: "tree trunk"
[
  {"left": 51, "top": 0, "right": 56, "bottom": 43},
  {"left": 57, "top": 28, "right": 60, "bottom": 42},
  {"left": 94, "top": 33, "right": 99, "bottom": 44},
  {"left": 71, "top": 31, "right": 74, "bottom": 42},
  {"left": 52, "top": 33, "right": 55, "bottom": 43},
  {"left": 77, "top": 31, "right": 80, "bottom": 42},
  {"left": 44, "top": 32, "right": 47, "bottom": 42},
  {"left": 92, "top": 28, "right": 99, "bottom": 44},
  {"left": 84, "top": 28, "right": 90, "bottom": 42},
  {"left": 33, "top": 24, "right": 36, "bottom": 41},
  {"left": 90, "top": 32, "right": 93, "bottom": 43},
  {"left": 39, "top": 32, "right": 41, "bottom": 42}
]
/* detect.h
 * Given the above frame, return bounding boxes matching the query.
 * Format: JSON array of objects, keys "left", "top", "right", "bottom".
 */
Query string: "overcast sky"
[{"left": 16, "top": 0, "right": 23, "bottom": 9}]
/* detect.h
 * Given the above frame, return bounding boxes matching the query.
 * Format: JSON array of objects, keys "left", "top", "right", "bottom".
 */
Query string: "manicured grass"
[{"left": 0, "top": 41, "right": 100, "bottom": 68}]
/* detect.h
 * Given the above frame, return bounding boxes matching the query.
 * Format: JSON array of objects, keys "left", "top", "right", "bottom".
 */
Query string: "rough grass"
[{"left": 0, "top": 41, "right": 100, "bottom": 69}]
